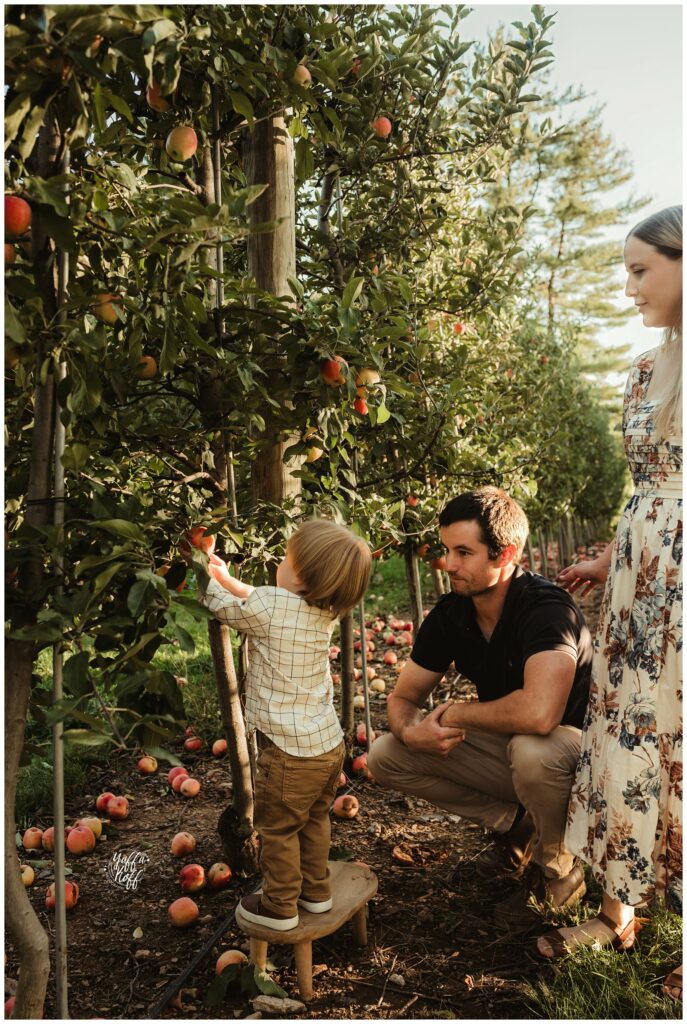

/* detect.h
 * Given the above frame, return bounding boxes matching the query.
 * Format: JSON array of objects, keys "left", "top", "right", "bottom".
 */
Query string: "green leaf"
[
  {"left": 92, "top": 519, "right": 146, "bottom": 543},
  {"left": 142, "top": 18, "right": 178, "bottom": 48},
  {"left": 63, "top": 652, "right": 92, "bottom": 698},
  {"left": 29, "top": 175, "right": 69, "bottom": 216},
  {"left": 5, "top": 300, "right": 26, "bottom": 345},
  {"left": 62, "top": 729, "right": 111, "bottom": 747},
  {"left": 61, "top": 442, "right": 90, "bottom": 472},
  {"left": 93, "top": 82, "right": 105, "bottom": 131},
  {"left": 127, "top": 580, "right": 154, "bottom": 617},
  {"left": 204, "top": 964, "right": 241, "bottom": 1006},
  {"left": 375, "top": 402, "right": 391, "bottom": 425},
  {"left": 173, "top": 624, "right": 195, "bottom": 653},
  {"left": 229, "top": 90, "right": 254, "bottom": 124},
  {"left": 253, "top": 968, "right": 288, "bottom": 999},
  {"left": 5, "top": 93, "right": 31, "bottom": 150},
  {"left": 341, "top": 275, "right": 364, "bottom": 309}
]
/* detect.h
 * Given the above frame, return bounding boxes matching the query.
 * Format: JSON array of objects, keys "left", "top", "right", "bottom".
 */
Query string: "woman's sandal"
[
  {"left": 535, "top": 910, "right": 640, "bottom": 960},
  {"left": 663, "top": 965, "right": 682, "bottom": 1000}
]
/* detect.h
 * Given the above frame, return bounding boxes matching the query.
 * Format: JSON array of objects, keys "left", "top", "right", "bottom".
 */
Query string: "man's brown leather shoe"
[
  {"left": 474, "top": 810, "right": 537, "bottom": 879},
  {"left": 493, "top": 861, "right": 586, "bottom": 931}
]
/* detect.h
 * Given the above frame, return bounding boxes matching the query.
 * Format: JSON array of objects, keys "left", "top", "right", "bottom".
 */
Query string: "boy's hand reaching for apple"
[{"left": 208, "top": 552, "right": 235, "bottom": 590}]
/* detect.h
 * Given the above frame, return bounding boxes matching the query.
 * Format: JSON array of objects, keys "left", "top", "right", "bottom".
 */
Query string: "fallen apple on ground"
[
  {"left": 332, "top": 794, "right": 359, "bottom": 819},
  {"left": 168, "top": 896, "right": 199, "bottom": 927},
  {"left": 170, "top": 833, "right": 196, "bottom": 859}
]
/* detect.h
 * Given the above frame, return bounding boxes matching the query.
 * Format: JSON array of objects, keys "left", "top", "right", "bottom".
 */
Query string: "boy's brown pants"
[{"left": 254, "top": 732, "right": 345, "bottom": 917}]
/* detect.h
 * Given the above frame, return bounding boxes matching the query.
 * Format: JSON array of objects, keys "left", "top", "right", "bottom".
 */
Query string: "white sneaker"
[{"left": 298, "top": 895, "right": 333, "bottom": 913}]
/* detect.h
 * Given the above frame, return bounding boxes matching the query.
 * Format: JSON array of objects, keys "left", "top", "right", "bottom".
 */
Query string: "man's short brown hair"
[{"left": 438, "top": 487, "right": 529, "bottom": 561}]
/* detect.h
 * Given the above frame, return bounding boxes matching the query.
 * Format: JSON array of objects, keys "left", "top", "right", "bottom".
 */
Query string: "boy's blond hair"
[{"left": 288, "top": 519, "right": 372, "bottom": 619}]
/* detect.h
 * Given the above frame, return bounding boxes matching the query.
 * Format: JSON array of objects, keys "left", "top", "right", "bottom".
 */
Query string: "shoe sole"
[
  {"left": 235, "top": 902, "right": 299, "bottom": 931},
  {"left": 298, "top": 897, "right": 333, "bottom": 913}
]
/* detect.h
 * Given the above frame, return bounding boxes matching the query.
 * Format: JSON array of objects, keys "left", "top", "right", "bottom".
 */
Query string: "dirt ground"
[{"left": 8, "top": 576, "right": 603, "bottom": 1020}]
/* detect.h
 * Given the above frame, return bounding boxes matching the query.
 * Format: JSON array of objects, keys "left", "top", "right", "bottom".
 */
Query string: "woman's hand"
[{"left": 557, "top": 558, "right": 608, "bottom": 598}]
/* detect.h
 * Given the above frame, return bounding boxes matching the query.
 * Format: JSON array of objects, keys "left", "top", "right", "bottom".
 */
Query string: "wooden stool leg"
[
  {"left": 293, "top": 940, "right": 313, "bottom": 1001},
  {"left": 250, "top": 937, "right": 268, "bottom": 971},
  {"left": 352, "top": 905, "right": 367, "bottom": 946}
]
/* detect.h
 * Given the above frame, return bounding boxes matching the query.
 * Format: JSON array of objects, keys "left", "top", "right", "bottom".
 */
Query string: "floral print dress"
[{"left": 566, "top": 347, "right": 683, "bottom": 912}]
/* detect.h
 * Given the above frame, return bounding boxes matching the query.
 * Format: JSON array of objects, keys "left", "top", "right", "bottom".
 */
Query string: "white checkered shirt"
[{"left": 201, "top": 578, "right": 343, "bottom": 757}]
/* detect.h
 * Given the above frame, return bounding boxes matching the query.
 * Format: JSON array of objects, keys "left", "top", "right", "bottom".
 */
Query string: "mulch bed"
[{"left": 7, "top": 584, "right": 603, "bottom": 1020}]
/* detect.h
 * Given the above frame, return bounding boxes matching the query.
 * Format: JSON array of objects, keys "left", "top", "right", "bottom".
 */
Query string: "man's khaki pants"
[
  {"left": 254, "top": 733, "right": 345, "bottom": 917},
  {"left": 367, "top": 725, "right": 581, "bottom": 879}
]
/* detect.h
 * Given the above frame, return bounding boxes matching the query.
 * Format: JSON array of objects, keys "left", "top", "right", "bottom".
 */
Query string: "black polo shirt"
[{"left": 411, "top": 567, "right": 592, "bottom": 729}]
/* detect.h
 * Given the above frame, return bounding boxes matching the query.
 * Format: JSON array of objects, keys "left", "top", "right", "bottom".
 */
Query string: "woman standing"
[{"left": 535, "top": 206, "right": 682, "bottom": 998}]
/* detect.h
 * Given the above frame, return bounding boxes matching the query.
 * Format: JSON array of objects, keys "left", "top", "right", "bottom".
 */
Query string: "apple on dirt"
[
  {"left": 170, "top": 831, "right": 196, "bottom": 857},
  {"left": 168, "top": 766, "right": 188, "bottom": 784},
  {"left": 137, "top": 754, "right": 158, "bottom": 774},
  {"left": 370, "top": 678, "right": 386, "bottom": 694},
  {"left": 171, "top": 772, "right": 190, "bottom": 792},
  {"left": 165, "top": 126, "right": 198, "bottom": 162},
  {"left": 216, "top": 949, "right": 247, "bottom": 975},
  {"left": 5, "top": 195, "right": 32, "bottom": 237},
  {"left": 332, "top": 794, "right": 359, "bottom": 819},
  {"left": 106, "top": 796, "right": 129, "bottom": 820},
  {"left": 207, "top": 862, "right": 233, "bottom": 889},
  {"left": 21, "top": 863, "right": 35, "bottom": 887},
  {"left": 66, "top": 825, "right": 96, "bottom": 855},
  {"left": 168, "top": 895, "right": 199, "bottom": 927},
  {"left": 351, "top": 753, "right": 374, "bottom": 780},
  {"left": 46, "top": 880, "right": 79, "bottom": 910},
  {"left": 22, "top": 826, "right": 43, "bottom": 850},
  {"left": 180, "top": 777, "right": 201, "bottom": 798},
  {"left": 336, "top": 771, "right": 348, "bottom": 790},
  {"left": 212, "top": 738, "right": 228, "bottom": 757},
  {"left": 184, "top": 735, "right": 203, "bottom": 752},
  {"left": 383, "top": 650, "right": 398, "bottom": 666},
  {"left": 356, "top": 723, "right": 375, "bottom": 745},
  {"left": 75, "top": 817, "right": 103, "bottom": 839},
  {"left": 179, "top": 863, "right": 205, "bottom": 893}
]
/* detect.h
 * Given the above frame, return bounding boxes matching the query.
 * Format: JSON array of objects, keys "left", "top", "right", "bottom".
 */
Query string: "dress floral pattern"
[{"left": 566, "top": 347, "right": 683, "bottom": 911}]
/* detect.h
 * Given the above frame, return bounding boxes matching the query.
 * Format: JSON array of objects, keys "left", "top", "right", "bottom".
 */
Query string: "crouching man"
[{"left": 368, "top": 487, "right": 592, "bottom": 929}]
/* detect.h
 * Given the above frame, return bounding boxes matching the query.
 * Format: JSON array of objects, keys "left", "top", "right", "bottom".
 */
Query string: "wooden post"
[
  {"left": 430, "top": 566, "right": 445, "bottom": 599},
  {"left": 538, "top": 528, "right": 548, "bottom": 578},
  {"left": 404, "top": 547, "right": 424, "bottom": 635}
]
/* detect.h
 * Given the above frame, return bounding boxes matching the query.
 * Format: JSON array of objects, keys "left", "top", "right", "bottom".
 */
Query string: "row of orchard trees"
[{"left": 6, "top": 5, "right": 630, "bottom": 1016}]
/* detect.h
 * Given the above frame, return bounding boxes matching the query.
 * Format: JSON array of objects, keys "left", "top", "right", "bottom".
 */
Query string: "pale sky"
[{"left": 461, "top": 3, "right": 683, "bottom": 360}]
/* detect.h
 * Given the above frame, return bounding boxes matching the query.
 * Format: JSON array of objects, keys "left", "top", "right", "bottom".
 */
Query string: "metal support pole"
[{"left": 53, "top": 143, "right": 70, "bottom": 1021}]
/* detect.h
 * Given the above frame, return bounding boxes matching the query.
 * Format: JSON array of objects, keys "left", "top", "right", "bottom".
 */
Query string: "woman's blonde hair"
[
  {"left": 627, "top": 205, "right": 682, "bottom": 438},
  {"left": 288, "top": 519, "right": 372, "bottom": 619}
]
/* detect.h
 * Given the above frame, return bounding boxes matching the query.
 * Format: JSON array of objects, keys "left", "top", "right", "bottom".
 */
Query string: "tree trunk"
[
  {"left": 210, "top": 622, "right": 259, "bottom": 872},
  {"left": 245, "top": 113, "right": 303, "bottom": 516},
  {"left": 4, "top": 112, "right": 62, "bottom": 1023},
  {"left": 5, "top": 642, "right": 51, "bottom": 1020},
  {"left": 339, "top": 612, "right": 355, "bottom": 753},
  {"left": 538, "top": 528, "right": 548, "bottom": 578},
  {"left": 525, "top": 535, "right": 536, "bottom": 574},
  {"left": 196, "top": 139, "right": 258, "bottom": 872},
  {"left": 404, "top": 547, "right": 424, "bottom": 635},
  {"left": 430, "top": 567, "right": 445, "bottom": 599}
]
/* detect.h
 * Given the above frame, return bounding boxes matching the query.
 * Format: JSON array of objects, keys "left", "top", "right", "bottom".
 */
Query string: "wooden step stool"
[{"left": 235, "top": 861, "right": 377, "bottom": 1001}]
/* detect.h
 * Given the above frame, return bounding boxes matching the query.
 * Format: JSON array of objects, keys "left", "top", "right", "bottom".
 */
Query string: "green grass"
[
  {"left": 523, "top": 900, "right": 682, "bottom": 1019},
  {"left": 15, "top": 745, "right": 111, "bottom": 829}
]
